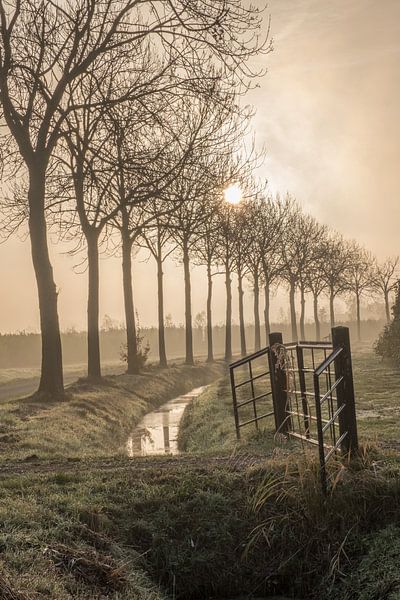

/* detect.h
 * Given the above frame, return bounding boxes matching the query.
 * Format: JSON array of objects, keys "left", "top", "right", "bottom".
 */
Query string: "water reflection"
[{"left": 127, "top": 386, "right": 207, "bottom": 456}]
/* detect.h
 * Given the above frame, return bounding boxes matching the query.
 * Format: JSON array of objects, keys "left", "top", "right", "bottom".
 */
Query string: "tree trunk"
[
  {"left": 356, "top": 293, "right": 361, "bottom": 341},
  {"left": 238, "top": 272, "right": 246, "bottom": 357},
  {"left": 28, "top": 168, "right": 64, "bottom": 397},
  {"left": 183, "top": 242, "right": 194, "bottom": 365},
  {"left": 254, "top": 272, "right": 261, "bottom": 351},
  {"left": 86, "top": 231, "right": 101, "bottom": 380},
  {"left": 299, "top": 285, "right": 306, "bottom": 340},
  {"left": 313, "top": 292, "right": 321, "bottom": 341},
  {"left": 289, "top": 281, "right": 298, "bottom": 342},
  {"left": 264, "top": 280, "right": 271, "bottom": 345},
  {"left": 157, "top": 254, "right": 168, "bottom": 368},
  {"left": 329, "top": 289, "right": 335, "bottom": 328},
  {"left": 384, "top": 290, "right": 391, "bottom": 322},
  {"left": 225, "top": 264, "right": 232, "bottom": 362},
  {"left": 206, "top": 262, "right": 214, "bottom": 362},
  {"left": 121, "top": 234, "right": 138, "bottom": 374}
]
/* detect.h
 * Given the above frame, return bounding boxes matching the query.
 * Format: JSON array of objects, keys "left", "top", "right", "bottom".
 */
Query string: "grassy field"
[
  {"left": 1, "top": 348, "right": 400, "bottom": 599},
  {"left": 1, "top": 447, "right": 400, "bottom": 599},
  {"left": 0, "top": 361, "right": 224, "bottom": 462}
]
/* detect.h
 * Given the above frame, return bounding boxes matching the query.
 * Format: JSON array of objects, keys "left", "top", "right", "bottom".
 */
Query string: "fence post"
[
  {"left": 296, "top": 344, "right": 310, "bottom": 438},
  {"left": 331, "top": 326, "right": 358, "bottom": 454},
  {"left": 229, "top": 366, "right": 241, "bottom": 440},
  {"left": 268, "top": 332, "right": 290, "bottom": 435}
]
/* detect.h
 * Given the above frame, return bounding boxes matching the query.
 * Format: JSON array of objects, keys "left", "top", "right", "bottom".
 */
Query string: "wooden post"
[
  {"left": 268, "top": 332, "right": 290, "bottom": 434},
  {"left": 331, "top": 326, "right": 358, "bottom": 454}
]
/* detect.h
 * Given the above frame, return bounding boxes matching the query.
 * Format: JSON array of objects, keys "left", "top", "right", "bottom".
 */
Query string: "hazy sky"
[{"left": 1, "top": 0, "right": 400, "bottom": 332}]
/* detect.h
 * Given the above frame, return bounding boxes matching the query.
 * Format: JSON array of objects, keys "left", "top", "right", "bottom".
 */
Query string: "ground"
[{"left": 0, "top": 348, "right": 399, "bottom": 599}]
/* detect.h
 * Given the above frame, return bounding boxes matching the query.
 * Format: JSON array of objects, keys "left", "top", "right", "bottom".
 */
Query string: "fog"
[{"left": 0, "top": 0, "right": 399, "bottom": 332}]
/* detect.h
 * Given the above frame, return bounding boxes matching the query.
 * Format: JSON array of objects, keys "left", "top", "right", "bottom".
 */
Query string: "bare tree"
[
  {"left": 250, "top": 194, "right": 287, "bottom": 342},
  {"left": 104, "top": 94, "right": 203, "bottom": 374},
  {"left": 242, "top": 203, "right": 264, "bottom": 353},
  {"left": 231, "top": 203, "right": 253, "bottom": 356},
  {"left": 320, "top": 233, "right": 352, "bottom": 328},
  {"left": 192, "top": 198, "right": 222, "bottom": 362},
  {"left": 140, "top": 208, "right": 177, "bottom": 368},
  {"left": 306, "top": 231, "right": 330, "bottom": 341},
  {"left": 346, "top": 242, "right": 374, "bottom": 341},
  {"left": 279, "top": 202, "right": 321, "bottom": 341},
  {"left": 372, "top": 256, "right": 399, "bottom": 322}
]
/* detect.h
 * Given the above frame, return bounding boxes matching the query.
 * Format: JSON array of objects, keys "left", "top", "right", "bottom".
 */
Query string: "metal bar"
[
  {"left": 324, "top": 432, "right": 348, "bottom": 462},
  {"left": 296, "top": 344, "right": 310, "bottom": 438},
  {"left": 287, "top": 410, "right": 338, "bottom": 426},
  {"left": 322, "top": 404, "right": 346, "bottom": 433},
  {"left": 236, "top": 391, "right": 273, "bottom": 409},
  {"left": 229, "top": 348, "right": 269, "bottom": 368},
  {"left": 286, "top": 389, "right": 338, "bottom": 402},
  {"left": 319, "top": 376, "right": 344, "bottom": 405},
  {"left": 234, "top": 370, "right": 270, "bottom": 389},
  {"left": 289, "top": 431, "right": 321, "bottom": 447},
  {"left": 314, "top": 346, "right": 343, "bottom": 376},
  {"left": 327, "top": 360, "right": 337, "bottom": 447},
  {"left": 248, "top": 361, "right": 258, "bottom": 430},
  {"left": 229, "top": 367, "right": 241, "bottom": 440},
  {"left": 297, "top": 341, "right": 333, "bottom": 349},
  {"left": 285, "top": 367, "right": 316, "bottom": 374},
  {"left": 239, "top": 411, "right": 275, "bottom": 428},
  {"left": 314, "top": 374, "right": 328, "bottom": 495}
]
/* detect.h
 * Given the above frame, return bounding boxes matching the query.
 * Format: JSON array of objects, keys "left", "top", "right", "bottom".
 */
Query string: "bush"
[
  {"left": 375, "top": 284, "right": 400, "bottom": 363},
  {"left": 120, "top": 313, "right": 150, "bottom": 372}
]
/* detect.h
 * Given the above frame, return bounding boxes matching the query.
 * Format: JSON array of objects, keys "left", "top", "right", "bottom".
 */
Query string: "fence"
[{"left": 229, "top": 326, "right": 358, "bottom": 493}]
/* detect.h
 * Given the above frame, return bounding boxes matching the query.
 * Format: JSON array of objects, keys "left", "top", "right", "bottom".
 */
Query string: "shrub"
[{"left": 375, "top": 283, "right": 400, "bottom": 363}]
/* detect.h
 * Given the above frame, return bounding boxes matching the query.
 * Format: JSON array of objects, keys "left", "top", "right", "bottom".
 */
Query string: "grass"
[
  {"left": 0, "top": 361, "right": 224, "bottom": 462},
  {"left": 179, "top": 348, "right": 400, "bottom": 455},
  {"left": 1, "top": 347, "right": 400, "bottom": 599},
  {"left": 1, "top": 448, "right": 400, "bottom": 599}
]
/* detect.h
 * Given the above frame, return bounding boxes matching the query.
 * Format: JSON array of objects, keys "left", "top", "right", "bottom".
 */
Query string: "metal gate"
[{"left": 229, "top": 326, "right": 358, "bottom": 493}]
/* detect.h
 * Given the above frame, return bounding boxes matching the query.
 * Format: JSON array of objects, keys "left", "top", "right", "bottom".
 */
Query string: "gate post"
[
  {"left": 331, "top": 326, "right": 358, "bottom": 454},
  {"left": 229, "top": 366, "right": 241, "bottom": 440},
  {"left": 268, "top": 332, "right": 290, "bottom": 434}
]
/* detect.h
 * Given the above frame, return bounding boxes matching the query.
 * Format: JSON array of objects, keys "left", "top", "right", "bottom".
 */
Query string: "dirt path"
[{"left": 0, "top": 453, "right": 266, "bottom": 477}]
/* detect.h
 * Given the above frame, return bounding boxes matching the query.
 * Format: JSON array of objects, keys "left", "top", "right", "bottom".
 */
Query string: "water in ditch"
[{"left": 126, "top": 386, "right": 207, "bottom": 457}]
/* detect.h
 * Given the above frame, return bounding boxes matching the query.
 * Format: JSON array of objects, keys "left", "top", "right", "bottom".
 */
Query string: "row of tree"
[
  {"left": 137, "top": 192, "right": 398, "bottom": 366},
  {"left": 0, "top": 2, "right": 395, "bottom": 394},
  {"left": 0, "top": 0, "right": 270, "bottom": 396}
]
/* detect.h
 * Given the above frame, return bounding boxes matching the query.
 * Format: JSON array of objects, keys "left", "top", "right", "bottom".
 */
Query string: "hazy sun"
[{"left": 224, "top": 184, "right": 242, "bottom": 205}]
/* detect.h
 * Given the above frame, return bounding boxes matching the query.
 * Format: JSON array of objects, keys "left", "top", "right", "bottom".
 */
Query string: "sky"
[{"left": 1, "top": 0, "right": 400, "bottom": 332}]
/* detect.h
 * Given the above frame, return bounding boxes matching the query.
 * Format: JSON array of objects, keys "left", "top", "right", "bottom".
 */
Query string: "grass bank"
[
  {"left": 0, "top": 361, "right": 224, "bottom": 462},
  {"left": 1, "top": 450, "right": 400, "bottom": 599}
]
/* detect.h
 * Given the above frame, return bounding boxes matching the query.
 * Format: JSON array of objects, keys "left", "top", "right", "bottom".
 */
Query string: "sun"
[{"left": 224, "top": 184, "right": 243, "bottom": 205}]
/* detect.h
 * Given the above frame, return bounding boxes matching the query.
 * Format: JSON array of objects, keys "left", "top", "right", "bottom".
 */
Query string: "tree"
[
  {"left": 216, "top": 202, "right": 237, "bottom": 361},
  {"left": 279, "top": 202, "right": 321, "bottom": 341},
  {"left": 140, "top": 207, "right": 177, "bottom": 368},
  {"left": 104, "top": 93, "right": 202, "bottom": 374},
  {"left": 242, "top": 204, "right": 264, "bottom": 352},
  {"left": 231, "top": 202, "right": 253, "bottom": 357},
  {"left": 251, "top": 194, "right": 287, "bottom": 342},
  {"left": 0, "top": 0, "right": 269, "bottom": 395},
  {"left": 306, "top": 231, "right": 329, "bottom": 341},
  {"left": 320, "top": 233, "right": 352, "bottom": 328},
  {"left": 375, "top": 282, "right": 400, "bottom": 363},
  {"left": 346, "top": 242, "right": 374, "bottom": 341},
  {"left": 372, "top": 256, "right": 399, "bottom": 322},
  {"left": 192, "top": 198, "right": 222, "bottom": 362}
]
